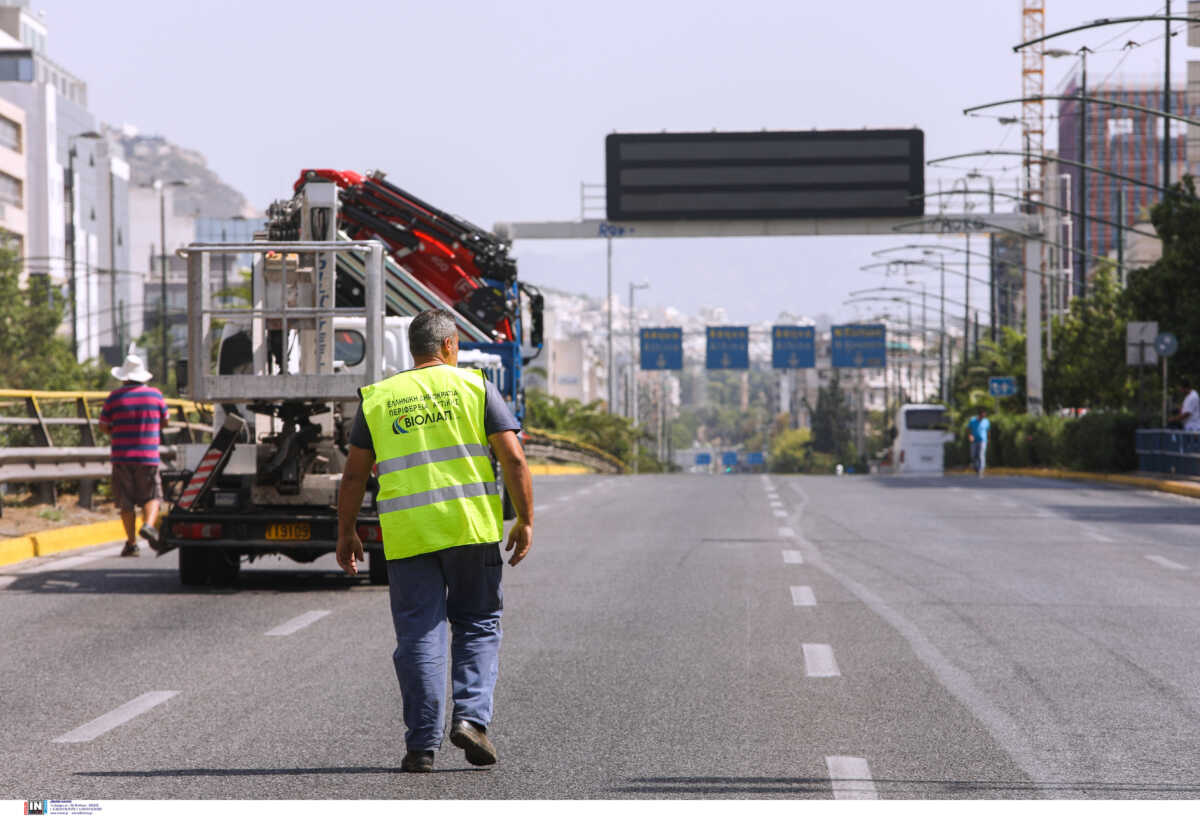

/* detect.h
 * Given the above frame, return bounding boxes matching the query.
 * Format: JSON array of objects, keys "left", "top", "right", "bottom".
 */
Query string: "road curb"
[
  {"left": 0, "top": 535, "right": 36, "bottom": 568},
  {"left": 528, "top": 463, "right": 592, "bottom": 475},
  {"left": 950, "top": 467, "right": 1200, "bottom": 500},
  {"left": 0, "top": 516, "right": 138, "bottom": 568}
]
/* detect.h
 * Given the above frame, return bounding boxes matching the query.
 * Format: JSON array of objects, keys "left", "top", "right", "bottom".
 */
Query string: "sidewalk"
[{"left": 949, "top": 467, "right": 1200, "bottom": 501}]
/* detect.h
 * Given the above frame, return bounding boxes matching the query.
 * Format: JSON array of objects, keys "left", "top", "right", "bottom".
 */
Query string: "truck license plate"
[{"left": 266, "top": 522, "right": 311, "bottom": 541}]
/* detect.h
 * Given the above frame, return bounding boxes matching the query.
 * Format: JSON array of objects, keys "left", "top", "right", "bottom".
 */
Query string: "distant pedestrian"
[
  {"left": 98, "top": 352, "right": 168, "bottom": 556},
  {"left": 1168, "top": 376, "right": 1200, "bottom": 432},
  {"left": 967, "top": 407, "right": 990, "bottom": 478},
  {"left": 336, "top": 309, "right": 534, "bottom": 773}
]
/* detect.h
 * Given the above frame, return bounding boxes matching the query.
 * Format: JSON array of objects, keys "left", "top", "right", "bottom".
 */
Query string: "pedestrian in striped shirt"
[{"left": 98, "top": 352, "right": 168, "bottom": 556}]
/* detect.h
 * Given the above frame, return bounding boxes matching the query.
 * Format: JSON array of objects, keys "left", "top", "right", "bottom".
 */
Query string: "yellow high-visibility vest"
[{"left": 360, "top": 364, "right": 503, "bottom": 560}]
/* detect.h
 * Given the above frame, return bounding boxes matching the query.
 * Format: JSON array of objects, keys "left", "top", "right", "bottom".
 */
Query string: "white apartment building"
[
  {"left": 0, "top": 1, "right": 130, "bottom": 363},
  {"left": 0, "top": 93, "right": 25, "bottom": 251}
]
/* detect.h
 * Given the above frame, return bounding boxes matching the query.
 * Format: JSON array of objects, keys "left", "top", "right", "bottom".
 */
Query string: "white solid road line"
[
  {"left": 20, "top": 545, "right": 124, "bottom": 574},
  {"left": 52, "top": 690, "right": 179, "bottom": 743},
  {"left": 265, "top": 610, "right": 332, "bottom": 637},
  {"left": 825, "top": 755, "right": 878, "bottom": 800},
  {"left": 1145, "top": 554, "right": 1189, "bottom": 571},
  {"left": 790, "top": 585, "right": 816, "bottom": 607},
  {"left": 1085, "top": 529, "right": 1115, "bottom": 543},
  {"left": 778, "top": 527, "right": 795, "bottom": 538},
  {"left": 782, "top": 550, "right": 804, "bottom": 564},
  {"left": 803, "top": 643, "right": 840, "bottom": 677}
]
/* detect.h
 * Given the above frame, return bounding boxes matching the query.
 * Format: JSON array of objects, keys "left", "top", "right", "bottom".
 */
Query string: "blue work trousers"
[{"left": 386, "top": 542, "right": 503, "bottom": 752}]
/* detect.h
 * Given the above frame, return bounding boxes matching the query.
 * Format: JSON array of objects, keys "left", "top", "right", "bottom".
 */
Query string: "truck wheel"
[
  {"left": 179, "top": 546, "right": 207, "bottom": 586},
  {"left": 368, "top": 550, "right": 389, "bottom": 586},
  {"left": 209, "top": 548, "right": 241, "bottom": 586},
  {"left": 179, "top": 547, "right": 240, "bottom": 586}
]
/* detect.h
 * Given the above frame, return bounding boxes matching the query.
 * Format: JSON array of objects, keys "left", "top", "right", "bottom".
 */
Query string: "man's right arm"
[
  {"left": 335, "top": 444, "right": 376, "bottom": 575},
  {"left": 489, "top": 430, "right": 533, "bottom": 566}
]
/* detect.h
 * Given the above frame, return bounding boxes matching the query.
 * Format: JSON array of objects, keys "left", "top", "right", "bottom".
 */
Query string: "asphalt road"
[{"left": 3, "top": 472, "right": 1200, "bottom": 800}]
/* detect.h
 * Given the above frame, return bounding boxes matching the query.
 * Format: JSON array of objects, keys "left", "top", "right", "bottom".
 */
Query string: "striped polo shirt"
[{"left": 100, "top": 384, "right": 168, "bottom": 464}]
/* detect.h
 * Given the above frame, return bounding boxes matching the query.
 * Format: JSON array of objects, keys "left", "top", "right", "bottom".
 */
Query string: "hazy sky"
[{"left": 37, "top": 0, "right": 1185, "bottom": 324}]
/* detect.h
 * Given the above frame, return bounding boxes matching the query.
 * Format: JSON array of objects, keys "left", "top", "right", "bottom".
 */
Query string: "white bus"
[{"left": 893, "top": 403, "right": 954, "bottom": 474}]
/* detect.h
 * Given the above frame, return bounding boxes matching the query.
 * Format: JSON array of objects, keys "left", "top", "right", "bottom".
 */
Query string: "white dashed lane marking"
[
  {"left": 790, "top": 586, "right": 816, "bottom": 606},
  {"left": 781, "top": 550, "right": 803, "bottom": 564},
  {"left": 772, "top": 509, "right": 788, "bottom": 518},
  {"left": 265, "top": 610, "right": 331, "bottom": 637},
  {"left": 803, "top": 643, "right": 841, "bottom": 677},
  {"left": 52, "top": 691, "right": 179, "bottom": 743},
  {"left": 826, "top": 755, "right": 878, "bottom": 800},
  {"left": 1145, "top": 554, "right": 1188, "bottom": 571}
]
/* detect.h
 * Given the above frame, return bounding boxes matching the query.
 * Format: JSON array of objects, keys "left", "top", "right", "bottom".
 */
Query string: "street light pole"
[
  {"left": 628, "top": 280, "right": 649, "bottom": 473},
  {"left": 154, "top": 179, "right": 187, "bottom": 385},
  {"left": 606, "top": 237, "right": 613, "bottom": 413},
  {"left": 63, "top": 130, "right": 100, "bottom": 360}
]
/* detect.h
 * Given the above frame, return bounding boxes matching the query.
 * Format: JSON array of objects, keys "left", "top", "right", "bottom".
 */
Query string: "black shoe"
[
  {"left": 400, "top": 750, "right": 434, "bottom": 773},
  {"left": 139, "top": 524, "right": 162, "bottom": 552},
  {"left": 120, "top": 542, "right": 140, "bottom": 557},
  {"left": 450, "top": 719, "right": 497, "bottom": 766}
]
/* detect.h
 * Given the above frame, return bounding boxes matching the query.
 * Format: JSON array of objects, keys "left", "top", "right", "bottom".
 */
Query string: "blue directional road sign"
[
  {"left": 721, "top": 451, "right": 739, "bottom": 467},
  {"left": 695, "top": 452, "right": 712, "bottom": 466},
  {"left": 772, "top": 325, "right": 816, "bottom": 369},
  {"left": 831, "top": 324, "right": 886, "bottom": 369},
  {"left": 745, "top": 451, "right": 765, "bottom": 466},
  {"left": 706, "top": 326, "right": 750, "bottom": 370},
  {"left": 988, "top": 376, "right": 1017, "bottom": 398},
  {"left": 640, "top": 327, "right": 683, "bottom": 370}
]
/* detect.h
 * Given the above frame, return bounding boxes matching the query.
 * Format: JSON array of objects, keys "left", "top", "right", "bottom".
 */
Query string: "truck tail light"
[
  {"left": 357, "top": 523, "right": 383, "bottom": 542},
  {"left": 172, "top": 522, "right": 224, "bottom": 540}
]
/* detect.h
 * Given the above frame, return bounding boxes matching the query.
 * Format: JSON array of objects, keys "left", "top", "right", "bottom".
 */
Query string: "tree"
[
  {"left": 1044, "top": 265, "right": 1131, "bottom": 411},
  {"left": 1125, "top": 176, "right": 1200, "bottom": 384},
  {"left": 0, "top": 241, "right": 108, "bottom": 392},
  {"left": 810, "top": 371, "right": 853, "bottom": 458}
]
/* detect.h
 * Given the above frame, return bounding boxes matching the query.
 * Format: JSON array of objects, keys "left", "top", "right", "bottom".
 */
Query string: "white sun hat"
[{"left": 111, "top": 351, "right": 153, "bottom": 383}]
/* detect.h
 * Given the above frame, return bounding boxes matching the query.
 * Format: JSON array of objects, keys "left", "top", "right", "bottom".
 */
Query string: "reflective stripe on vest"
[{"left": 360, "top": 365, "right": 503, "bottom": 560}]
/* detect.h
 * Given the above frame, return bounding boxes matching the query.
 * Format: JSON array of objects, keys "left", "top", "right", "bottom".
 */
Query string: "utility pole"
[
  {"left": 1078, "top": 46, "right": 1090, "bottom": 298},
  {"left": 1165, "top": 0, "right": 1172, "bottom": 192},
  {"left": 939, "top": 257, "right": 946, "bottom": 402}
]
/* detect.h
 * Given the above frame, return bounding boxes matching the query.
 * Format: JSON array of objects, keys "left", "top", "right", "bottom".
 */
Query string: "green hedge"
[{"left": 945, "top": 412, "right": 1138, "bottom": 472}]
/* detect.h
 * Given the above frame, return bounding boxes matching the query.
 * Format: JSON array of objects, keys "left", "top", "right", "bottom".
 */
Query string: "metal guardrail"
[
  {"left": 1135, "top": 429, "right": 1200, "bottom": 476},
  {"left": 0, "top": 390, "right": 211, "bottom": 510},
  {"left": 0, "top": 390, "right": 211, "bottom": 446}
]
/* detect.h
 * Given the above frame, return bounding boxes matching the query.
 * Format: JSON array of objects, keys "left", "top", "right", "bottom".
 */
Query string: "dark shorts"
[{"left": 111, "top": 462, "right": 162, "bottom": 512}]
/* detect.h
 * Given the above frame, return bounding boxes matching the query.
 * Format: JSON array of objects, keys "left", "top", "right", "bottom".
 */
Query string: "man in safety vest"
[{"left": 336, "top": 308, "right": 533, "bottom": 773}]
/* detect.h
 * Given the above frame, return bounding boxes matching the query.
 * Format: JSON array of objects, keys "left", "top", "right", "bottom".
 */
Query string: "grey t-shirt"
[{"left": 349, "top": 370, "right": 520, "bottom": 455}]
